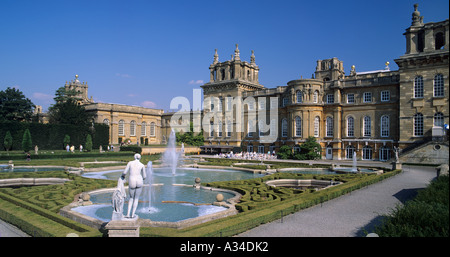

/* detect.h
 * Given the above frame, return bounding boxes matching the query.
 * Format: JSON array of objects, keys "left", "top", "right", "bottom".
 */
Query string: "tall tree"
[
  {"left": 3, "top": 131, "right": 13, "bottom": 152},
  {"left": 0, "top": 87, "right": 35, "bottom": 122},
  {"left": 22, "top": 129, "right": 32, "bottom": 152},
  {"left": 47, "top": 87, "right": 93, "bottom": 126}
]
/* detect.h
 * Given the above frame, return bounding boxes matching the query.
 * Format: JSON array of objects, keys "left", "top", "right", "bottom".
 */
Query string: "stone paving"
[{"left": 238, "top": 165, "right": 437, "bottom": 237}]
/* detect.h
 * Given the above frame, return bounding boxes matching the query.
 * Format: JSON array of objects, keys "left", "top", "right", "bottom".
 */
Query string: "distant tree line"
[{"left": 0, "top": 86, "right": 108, "bottom": 151}]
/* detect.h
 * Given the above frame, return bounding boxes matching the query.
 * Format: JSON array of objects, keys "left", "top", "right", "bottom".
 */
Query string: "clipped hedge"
[
  {"left": 0, "top": 191, "right": 101, "bottom": 237},
  {"left": 0, "top": 151, "right": 132, "bottom": 161},
  {"left": 0, "top": 121, "right": 109, "bottom": 151}
]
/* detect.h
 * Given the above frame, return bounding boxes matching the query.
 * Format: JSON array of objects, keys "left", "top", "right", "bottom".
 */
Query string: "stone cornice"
[{"left": 84, "top": 102, "right": 164, "bottom": 116}]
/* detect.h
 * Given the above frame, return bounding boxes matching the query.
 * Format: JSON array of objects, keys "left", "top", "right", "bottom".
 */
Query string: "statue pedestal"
[
  {"left": 391, "top": 162, "right": 402, "bottom": 170},
  {"left": 105, "top": 218, "right": 140, "bottom": 237}
]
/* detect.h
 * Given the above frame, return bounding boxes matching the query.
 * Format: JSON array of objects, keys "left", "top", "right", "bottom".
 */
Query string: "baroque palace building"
[
  {"left": 60, "top": 74, "right": 165, "bottom": 146},
  {"left": 48, "top": 4, "right": 447, "bottom": 161},
  {"left": 199, "top": 4, "right": 448, "bottom": 161}
]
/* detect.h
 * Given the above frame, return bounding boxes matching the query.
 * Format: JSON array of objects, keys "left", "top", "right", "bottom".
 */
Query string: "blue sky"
[{"left": 1, "top": 0, "right": 448, "bottom": 112}]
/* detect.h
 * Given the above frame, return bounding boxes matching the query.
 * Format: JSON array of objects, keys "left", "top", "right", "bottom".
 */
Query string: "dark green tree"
[
  {"left": 85, "top": 134, "right": 93, "bottom": 152},
  {"left": 47, "top": 87, "right": 93, "bottom": 125},
  {"left": 293, "top": 136, "right": 322, "bottom": 160},
  {"left": 277, "top": 145, "right": 293, "bottom": 159},
  {"left": 0, "top": 87, "right": 35, "bottom": 122},
  {"left": 3, "top": 131, "right": 13, "bottom": 152},
  {"left": 22, "top": 129, "right": 32, "bottom": 152},
  {"left": 175, "top": 122, "right": 204, "bottom": 146}
]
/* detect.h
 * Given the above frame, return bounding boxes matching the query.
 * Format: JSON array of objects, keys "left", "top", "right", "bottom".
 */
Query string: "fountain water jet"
[
  {"left": 144, "top": 161, "right": 157, "bottom": 213},
  {"left": 351, "top": 151, "right": 358, "bottom": 172},
  {"left": 162, "top": 129, "right": 179, "bottom": 176}
]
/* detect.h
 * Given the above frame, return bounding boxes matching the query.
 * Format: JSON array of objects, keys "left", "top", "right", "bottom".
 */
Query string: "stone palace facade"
[{"left": 51, "top": 4, "right": 447, "bottom": 161}]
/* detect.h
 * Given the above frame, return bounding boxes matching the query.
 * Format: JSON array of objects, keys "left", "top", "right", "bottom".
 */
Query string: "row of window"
[
  {"left": 325, "top": 90, "right": 391, "bottom": 104},
  {"left": 203, "top": 111, "right": 446, "bottom": 139},
  {"left": 344, "top": 145, "right": 391, "bottom": 160},
  {"left": 245, "top": 144, "right": 392, "bottom": 161},
  {"left": 414, "top": 74, "right": 445, "bottom": 98},
  {"left": 103, "top": 119, "right": 157, "bottom": 137},
  {"left": 282, "top": 115, "right": 388, "bottom": 138}
]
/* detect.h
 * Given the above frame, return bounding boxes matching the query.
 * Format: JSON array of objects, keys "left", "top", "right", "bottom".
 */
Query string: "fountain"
[
  {"left": 352, "top": 151, "right": 358, "bottom": 172},
  {"left": 162, "top": 129, "right": 179, "bottom": 176},
  {"left": 143, "top": 161, "right": 158, "bottom": 213}
]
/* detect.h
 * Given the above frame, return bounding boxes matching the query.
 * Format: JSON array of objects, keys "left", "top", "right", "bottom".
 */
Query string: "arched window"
[
  {"left": 434, "top": 74, "right": 444, "bottom": 97},
  {"left": 314, "top": 116, "right": 320, "bottom": 137},
  {"left": 130, "top": 120, "right": 136, "bottom": 136},
  {"left": 295, "top": 116, "right": 302, "bottom": 137},
  {"left": 434, "top": 112, "right": 444, "bottom": 127},
  {"left": 313, "top": 91, "right": 318, "bottom": 103},
  {"left": 414, "top": 76, "right": 424, "bottom": 98},
  {"left": 281, "top": 118, "right": 288, "bottom": 137},
  {"left": 150, "top": 122, "right": 156, "bottom": 136},
  {"left": 347, "top": 116, "right": 354, "bottom": 137},
  {"left": 296, "top": 90, "right": 303, "bottom": 103},
  {"left": 118, "top": 120, "right": 125, "bottom": 136},
  {"left": 346, "top": 145, "right": 355, "bottom": 159},
  {"left": 363, "top": 116, "right": 371, "bottom": 137},
  {"left": 414, "top": 113, "right": 424, "bottom": 136},
  {"left": 141, "top": 121, "right": 147, "bottom": 136},
  {"left": 381, "top": 115, "right": 389, "bottom": 137},
  {"left": 226, "top": 120, "right": 232, "bottom": 137},
  {"left": 326, "top": 117, "right": 333, "bottom": 137},
  {"left": 362, "top": 146, "right": 373, "bottom": 160},
  {"left": 379, "top": 146, "right": 391, "bottom": 161}
]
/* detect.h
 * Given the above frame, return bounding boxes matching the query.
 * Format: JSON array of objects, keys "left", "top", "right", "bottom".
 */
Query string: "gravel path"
[{"left": 238, "top": 165, "right": 437, "bottom": 237}]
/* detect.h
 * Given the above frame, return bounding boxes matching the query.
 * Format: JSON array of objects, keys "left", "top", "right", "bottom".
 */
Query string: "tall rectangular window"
[
  {"left": 150, "top": 122, "right": 156, "bottom": 136},
  {"left": 281, "top": 119, "right": 288, "bottom": 137},
  {"left": 414, "top": 113, "right": 423, "bottom": 136},
  {"left": 141, "top": 122, "right": 147, "bottom": 136},
  {"left": 381, "top": 115, "right": 389, "bottom": 137},
  {"left": 363, "top": 116, "right": 371, "bottom": 137},
  {"left": 118, "top": 120, "right": 125, "bottom": 136},
  {"left": 363, "top": 92, "right": 372, "bottom": 103},
  {"left": 414, "top": 76, "right": 424, "bottom": 98},
  {"left": 326, "top": 117, "right": 333, "bottom": 137},
  {"left": 295, "top": 116, "right": 302, "bottom": 137},
  {"left": 434, "top": 74, "right": 444, "bottom": 97},
  {"left": 314, "top": 117, "right": 320, "bottom": 137},
  {"left": 347, "top": 116, "right": 354, "bottom": 137}
]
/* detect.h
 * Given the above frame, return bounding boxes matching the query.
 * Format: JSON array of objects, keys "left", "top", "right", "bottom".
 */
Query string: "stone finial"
[
  {"left": 213, "top": 49, "right": 219, "bottom": 64},
  {"left": 234, "top": 44, "right": 240, "bottom": 61},
  {"left": 385, "top": 61, "right": 390, "bottom": 70},
  {"left": 412, "top": 3, "right": 424, "bottom": 26},
  {"left": 250, "top": 50, "right": 255, "bottom": 64}
]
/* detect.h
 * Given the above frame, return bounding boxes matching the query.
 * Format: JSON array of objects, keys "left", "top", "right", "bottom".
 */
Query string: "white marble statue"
[
  {"left": 121, "top": 153, "right": 146, "bottom": 219},
  {"left": 111, "top": 177, "right": 126, "bottom": 220}
]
